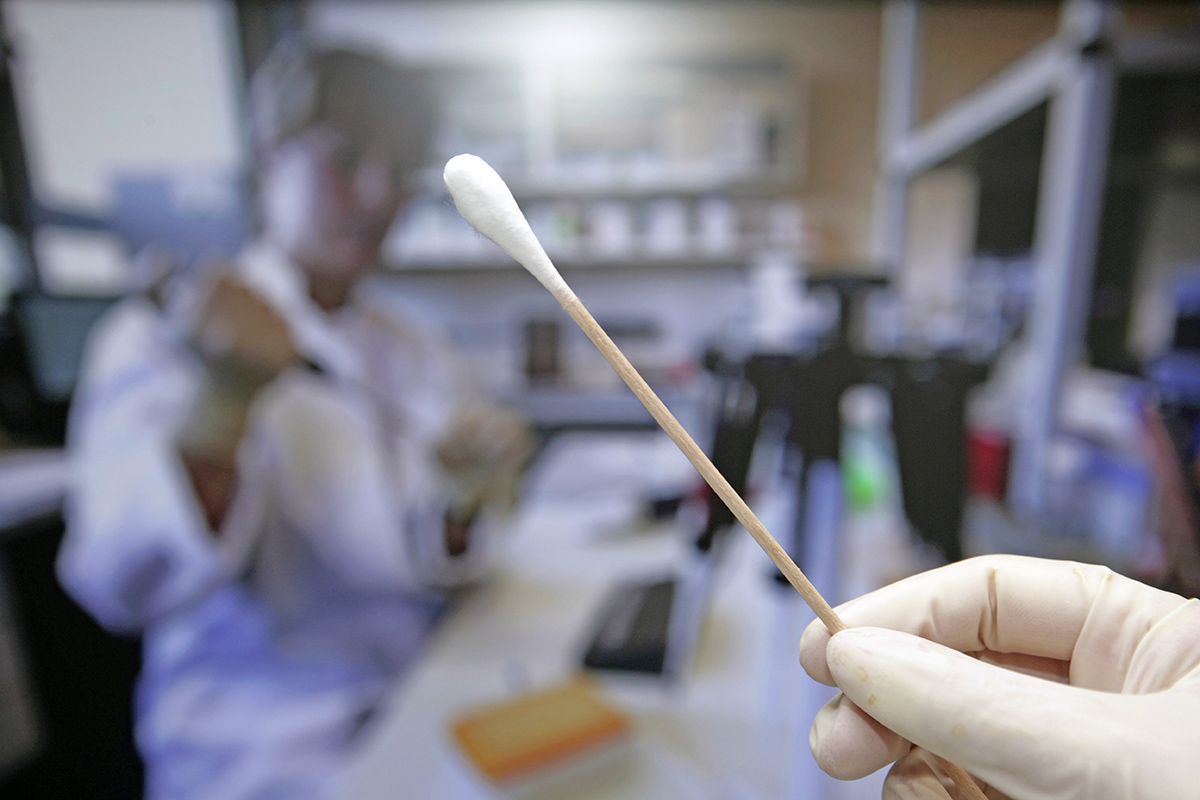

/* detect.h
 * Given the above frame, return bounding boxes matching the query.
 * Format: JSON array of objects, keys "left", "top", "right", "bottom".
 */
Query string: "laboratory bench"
[{"left": 334, "top": 432, "right": 884, "bottom": 800}]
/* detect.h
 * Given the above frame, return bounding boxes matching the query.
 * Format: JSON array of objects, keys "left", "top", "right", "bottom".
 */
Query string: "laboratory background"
[{"left": 0, "top": 1, "right": 1198, "bottom": 799}]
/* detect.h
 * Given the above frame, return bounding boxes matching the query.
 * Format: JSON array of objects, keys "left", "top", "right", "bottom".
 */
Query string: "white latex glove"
[
  {"left": 176, "top": 272, "right": 297, "bottom": 460},
  {"left": 436, "top": 402, "right": 535, "bottom": 518},
  {"left": 799, "top": 555, "right": 1200, "bottom": 800}
]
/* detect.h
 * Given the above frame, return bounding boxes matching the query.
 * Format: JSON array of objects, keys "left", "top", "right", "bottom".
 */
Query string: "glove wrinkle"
[
  {"left": 1124, "top": 597, "right": 1200, "bottom": 693},
  {"left": 1071, "top": 568, "right": 1189, "bottom": 692},
  {"left": 977, "top": 563, "right": 1000, "bottom": 654}
]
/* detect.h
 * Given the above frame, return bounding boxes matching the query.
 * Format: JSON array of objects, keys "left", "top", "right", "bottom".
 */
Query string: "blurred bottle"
[
  {"left": 961, "top": 365, "right": 1017, "bottom": 557},
  {"left": 585, "top": 201, "right": 635, "bottom": 257},
  {"left": 641, "top": 198, "right": 689, "bottom": 256},
  {"left": 839, "top": 385, "right": 917, "bottom": 598},
  {"left": 695, "top": 197, "right": 738, "bottom": 255},
  {"left": 748, "top": 250, "right": 806, "bottom": 349}
]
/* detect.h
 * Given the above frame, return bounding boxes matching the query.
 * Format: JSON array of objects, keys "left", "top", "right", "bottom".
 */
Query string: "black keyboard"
[{"left": 581, "top": 578, "right": 677, "bottom": 675}]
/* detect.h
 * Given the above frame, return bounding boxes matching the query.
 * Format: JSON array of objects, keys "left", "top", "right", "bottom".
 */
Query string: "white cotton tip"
[{"left": 443, "top": 154, "right": 569, "bottom": 297}]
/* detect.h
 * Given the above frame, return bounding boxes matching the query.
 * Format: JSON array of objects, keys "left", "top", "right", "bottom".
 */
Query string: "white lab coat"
[{"left": 59, "top": 243, "right": 504, "bottom": 800}]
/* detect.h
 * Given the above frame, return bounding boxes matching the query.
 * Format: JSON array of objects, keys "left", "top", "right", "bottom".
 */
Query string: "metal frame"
[
  {"left": 1011, "top": 2, "right": 1117, "bottom": 514},
  {"left": 0, "top": 4, "right": 40, "bottom": 291},
  {"left": 887, "top": 40, "right": 1067, "bottom": 178},
  {"left": 870, "top": 0, "right": 921, "bottom": 266},
  {"left": 873, "top": 0, "right": 1136, "bottom": 517}
]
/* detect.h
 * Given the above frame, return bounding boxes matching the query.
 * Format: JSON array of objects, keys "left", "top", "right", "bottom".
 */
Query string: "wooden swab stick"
[{"left": 444, "top": 154, "right": 987, "bottom": 800}]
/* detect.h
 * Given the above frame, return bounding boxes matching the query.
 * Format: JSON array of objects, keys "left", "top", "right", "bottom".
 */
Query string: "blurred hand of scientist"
[
  {"left": 188, "top": 273, "right": 299, "bottom": 392},
  {"left": 438, "top": 404, "right": 536, "bottom": 509},
  {"left": 800, "top": 555, "right": 1200, "bottom": 799},
  {"left": 175, "top": 273, "right": 298, "bottom": 527},
  {"left": 436, "top": 402, "right": 534, "bottom": 555}
]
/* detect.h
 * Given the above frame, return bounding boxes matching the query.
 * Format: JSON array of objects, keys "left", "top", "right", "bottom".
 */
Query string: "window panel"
[{"left": 5, "top": 0, "right": 244, "bottom": 213}]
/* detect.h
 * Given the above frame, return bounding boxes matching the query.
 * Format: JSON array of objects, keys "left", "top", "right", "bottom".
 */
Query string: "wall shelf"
[
  {"left": 380, "top": 253, "right": 756, "bottom": 276},
  {"left": 416, "top": 173, "right": 794, "bottom": 201}
]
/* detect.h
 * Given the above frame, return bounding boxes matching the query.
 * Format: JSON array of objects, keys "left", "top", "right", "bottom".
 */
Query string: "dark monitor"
[
  {"left": 16, "top": 294, "right": 117, "bottom": 403},
  {"left": 0, "top": 293, "right": 117, "bottom": 442}
]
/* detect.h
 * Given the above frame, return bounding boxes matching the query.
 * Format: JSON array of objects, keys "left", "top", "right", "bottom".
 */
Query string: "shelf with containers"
[{"left": 383, "top": 54, "right": 810, "bottom": 271}]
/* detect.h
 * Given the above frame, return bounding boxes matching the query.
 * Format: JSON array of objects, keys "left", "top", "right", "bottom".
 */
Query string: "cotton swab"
[
  {"left": 443, "top": 154, "right": 839, "bottom": 629},
  {"left": 443, "top": 154, "right": 987, "bottom": 800}
]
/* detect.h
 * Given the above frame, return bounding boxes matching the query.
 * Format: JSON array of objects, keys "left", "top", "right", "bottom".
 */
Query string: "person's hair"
[{"left": 248, "top": 37, "right": 435, "bottom": 166}]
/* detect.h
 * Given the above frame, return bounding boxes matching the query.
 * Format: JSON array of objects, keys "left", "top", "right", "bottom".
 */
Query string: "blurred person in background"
[{"left": 57, "top": 39, "right": 532, "bottom": 800}]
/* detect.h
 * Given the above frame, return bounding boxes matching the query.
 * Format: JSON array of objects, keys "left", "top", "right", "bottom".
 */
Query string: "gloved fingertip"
[
  {"left": 799, "top": 618, "right": 837, "bottom": 685},
  {"left": 826, "top": 628, "right": 933, "bottom": 715},
  {"left": 810, "top": 692, "right": 911, "bottom": 781},
  {"left": 827, "top": 627, "right": 924, "bottom": 681},
  {"left": 883, "top": 747, "right": 961, "bottom": 800},
  {"left": 809, "top": 696, "right": 860, "bottom": 780}
]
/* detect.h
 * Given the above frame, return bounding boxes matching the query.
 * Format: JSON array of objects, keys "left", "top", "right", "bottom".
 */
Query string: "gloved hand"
[
  {"left": 436, "top": 402, "right": 535, "bottom": 520},
  {"left": 799, "top": 554, "right": 1200, "bottom": 800},
  {"left": 175, "top": 272, "right": 298, "bottom": 461}
]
